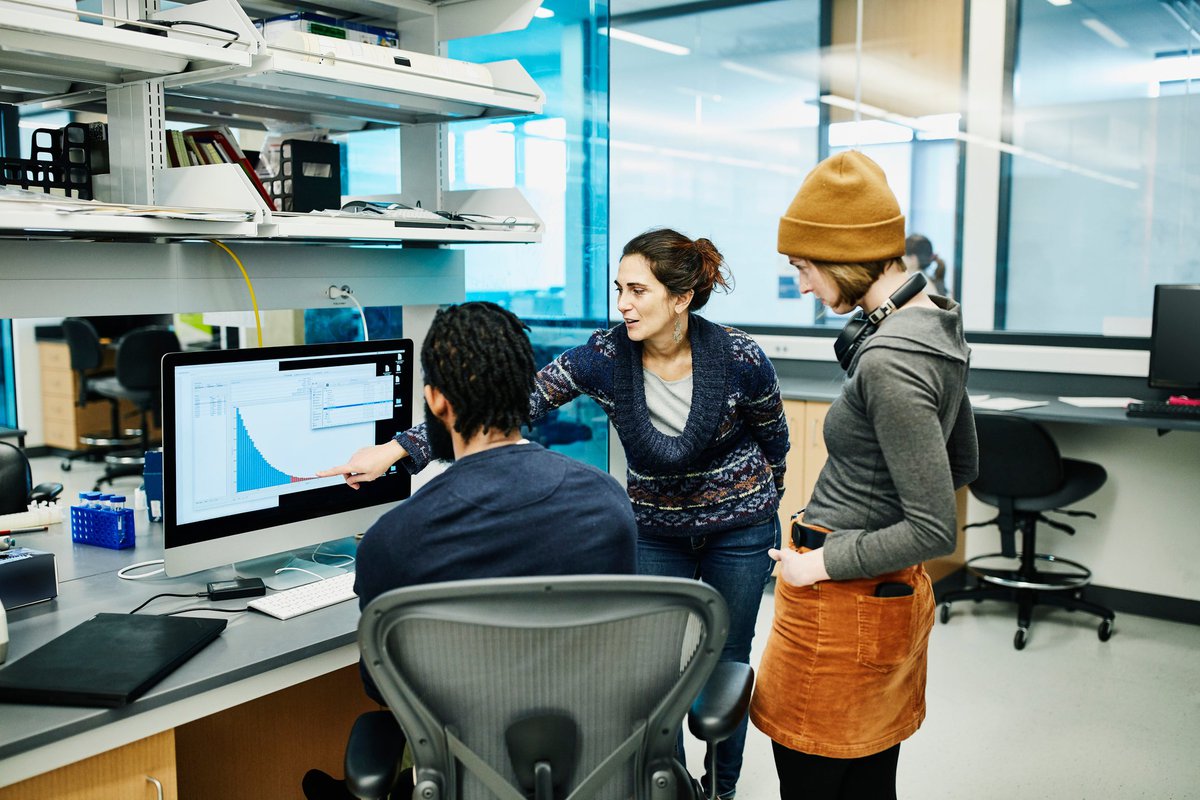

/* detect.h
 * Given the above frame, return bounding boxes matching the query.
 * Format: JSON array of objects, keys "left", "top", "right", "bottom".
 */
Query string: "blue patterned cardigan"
[{"left": 396, "top": 314, "right": 790, "bottom": 537}]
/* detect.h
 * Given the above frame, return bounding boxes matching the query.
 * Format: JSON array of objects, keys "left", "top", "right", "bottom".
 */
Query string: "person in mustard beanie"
[{"left": 750, "top": 150, "right": 979, "bottom": 799}]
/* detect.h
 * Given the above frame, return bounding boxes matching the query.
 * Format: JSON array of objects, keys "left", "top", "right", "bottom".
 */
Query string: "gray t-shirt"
[
  {"left": 642, "top": 368, "right": 693, "bottom": 436},
  {"left": 804, "top": 297, "right": 979, "bottom": 580}
]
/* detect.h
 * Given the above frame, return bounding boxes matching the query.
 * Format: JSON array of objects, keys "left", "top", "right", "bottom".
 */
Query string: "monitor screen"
[
  {"left": 1149, "top": 285, "right": 1200, "bottom": 392},
  {"left": 163, "top": 339, "right": 413, "bottom": 577}
]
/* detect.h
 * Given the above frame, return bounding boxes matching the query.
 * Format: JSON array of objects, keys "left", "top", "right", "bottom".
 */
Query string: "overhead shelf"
[
  {"left": 0, "top": 8, "right": 253, "bottom": 104},
  {"left": 161, "top": 48, "right": 544, "bottom": 130}
]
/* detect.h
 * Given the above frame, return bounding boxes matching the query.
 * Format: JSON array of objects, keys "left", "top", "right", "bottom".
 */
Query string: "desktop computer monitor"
[
  {"left": 162, "top": 339, "right": 413, "bottom": 577},
  {"left": 1149, "top": 284, "right": 1200, "bottom": 392}
]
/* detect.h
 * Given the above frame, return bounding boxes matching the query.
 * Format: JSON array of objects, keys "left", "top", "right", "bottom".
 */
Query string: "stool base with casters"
[
  {"left": 939, "top": 526, "right": 1115, "bottom": 650},
  {"left": 61, "top": 429, "right": 141, "bottom": 472},
  {"left": 93, "top": 450, "right": 146, "bottom": 491}
]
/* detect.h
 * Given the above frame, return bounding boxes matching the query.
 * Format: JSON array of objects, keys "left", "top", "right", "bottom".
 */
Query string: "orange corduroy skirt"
[{"left": 750, "top": 547, "right": 935, "bottom": 759}]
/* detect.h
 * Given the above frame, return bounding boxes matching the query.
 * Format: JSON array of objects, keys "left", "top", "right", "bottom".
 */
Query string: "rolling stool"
[
  {"left": 60, "top": 318, "right": 140, "bottom": 472},
  {"left": 939, "top": 414, "right": 1115, "bottom": 650},
  {"left": 90, "top": 327, "right": 180, "bottom": 491}
]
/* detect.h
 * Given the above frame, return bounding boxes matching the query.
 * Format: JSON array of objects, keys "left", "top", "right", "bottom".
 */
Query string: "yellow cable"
[{"left": 210, "top": 240, "right": 262, "bottom": 347}]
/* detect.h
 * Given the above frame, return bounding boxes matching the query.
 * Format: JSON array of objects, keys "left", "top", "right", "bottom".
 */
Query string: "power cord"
[
  {"left": 213, "top": 240, "right": 263, "bottom": 347},
  {"left": 327, "top": 285, "right": 369, "bottom": 341},
  {"left": 129, "top": 592, "right": 204, "bottom": 614},
  {"left": 128, "top": 578, "right": 266, "bottom": 613},
  {"left": 118, "top": 559, "right": 166, "bottom": 580}
]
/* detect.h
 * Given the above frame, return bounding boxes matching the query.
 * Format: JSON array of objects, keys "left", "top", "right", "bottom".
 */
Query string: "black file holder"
[
  {"left": 268, "top": 139, "right": 342, "bottom": 212},
  {"left": 0, "top": 123, "right": 97, "bottom": 200}
]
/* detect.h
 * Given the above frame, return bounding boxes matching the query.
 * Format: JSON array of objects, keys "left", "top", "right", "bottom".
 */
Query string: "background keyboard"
[
  {"left": 248, "top": 571, "right": 357, "bottom": 620},
  {"left": 1125, "top": 401, "right": 1200, "bottom": 420}
]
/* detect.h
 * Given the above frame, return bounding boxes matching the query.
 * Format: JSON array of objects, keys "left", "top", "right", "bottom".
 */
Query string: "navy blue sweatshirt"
[{"left": 354, "top": 441, "right": 638, "bottom": 702}]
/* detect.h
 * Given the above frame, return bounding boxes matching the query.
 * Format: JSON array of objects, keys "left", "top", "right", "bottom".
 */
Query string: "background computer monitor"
[
  {"left": 1149, "top": 284, "right": 1200, "bottom": 392},
  {"left": 162, "top": 338, "right": 413, "bottom": 577}
]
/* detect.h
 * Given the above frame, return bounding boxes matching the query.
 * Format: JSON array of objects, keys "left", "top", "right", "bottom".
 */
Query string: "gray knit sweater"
[{"left": 804, "top": 296, "right": 979, "bottom": 580}]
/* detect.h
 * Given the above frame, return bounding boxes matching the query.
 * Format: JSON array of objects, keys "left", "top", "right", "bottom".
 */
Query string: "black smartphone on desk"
[{"left": 874, "top": 582, "right": 914, "bottom": 597}]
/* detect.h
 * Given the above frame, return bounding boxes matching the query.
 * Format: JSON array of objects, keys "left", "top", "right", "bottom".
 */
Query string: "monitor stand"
[{"left": 234, "top": 536, "right": 360, "bottom": 590}]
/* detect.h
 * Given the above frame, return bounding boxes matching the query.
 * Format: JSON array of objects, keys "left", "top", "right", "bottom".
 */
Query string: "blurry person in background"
[{"left": 905, "top": 233, "right": 950, "bottom": 298}]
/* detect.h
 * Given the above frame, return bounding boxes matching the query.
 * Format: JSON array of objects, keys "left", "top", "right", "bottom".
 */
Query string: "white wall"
[{"left": 12, "top": 318, "right": 58, "bottom": 448}]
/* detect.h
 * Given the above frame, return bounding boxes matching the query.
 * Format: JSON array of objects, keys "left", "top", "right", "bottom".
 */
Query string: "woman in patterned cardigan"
[{"left": 322, "top": 228, "right": 790, "bottom": 799}]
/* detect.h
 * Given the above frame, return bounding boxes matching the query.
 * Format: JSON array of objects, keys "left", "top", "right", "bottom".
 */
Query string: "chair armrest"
[
  {"left": 687, "top": 662, "right": 754, "bottom": 744},
  {"left": 345, "top": 711, "right": 406, "bottom": 800}
]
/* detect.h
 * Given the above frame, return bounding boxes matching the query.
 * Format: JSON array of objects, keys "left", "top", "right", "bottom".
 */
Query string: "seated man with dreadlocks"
[
  {"left": 304, "top": 302, "right": 637, "bottom": 800},
  {"left": 351, "top": 300, "right": 637, "bottom": 700}
]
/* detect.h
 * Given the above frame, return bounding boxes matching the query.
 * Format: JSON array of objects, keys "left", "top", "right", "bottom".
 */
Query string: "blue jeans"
[{"left": 637, "top": 516, "right": 780, "bottom": 799}]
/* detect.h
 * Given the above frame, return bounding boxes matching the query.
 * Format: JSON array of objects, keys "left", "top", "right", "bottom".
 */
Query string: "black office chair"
[
  {"left": 939, "top": 415, "right": 1115, "bottom": 650},
  {"left": 0, "top": 441, "right": 63, "bottom": 516},
  {"left": 91, "top": 326, "right": 181, "bottom": 491},
  {"left": 344, "top": 575, "right": 752, "bottom": 800},
  {"left": 59, "top": 317, "right": 139, "bottom": 471}
]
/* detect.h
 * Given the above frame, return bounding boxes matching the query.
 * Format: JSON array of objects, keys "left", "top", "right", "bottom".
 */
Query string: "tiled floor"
[
  {"left": 30, "top": 455, "right": 1200, "bottom": 799},
  {"left": 683, "top": 583, "right": 1200, "bottom": 800}
]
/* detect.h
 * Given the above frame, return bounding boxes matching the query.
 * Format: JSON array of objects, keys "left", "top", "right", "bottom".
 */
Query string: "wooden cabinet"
[
  {"left": 775, "top": 397, "right": 966, "bottom": 581},
  {"left": 777, "top": 399, "right": 831, "bottom": 530},
  {"left": 0, "top": 665, "right": 374, "bottom": 800},
  {"left": 37, "top": 341, "right": 155, "bottom": 451},
  {"left": 0, "top": 731, "right": 177, "bottom": 800},
  {"left": 175, "top": 665, "right": 377, "bottom": 800}
]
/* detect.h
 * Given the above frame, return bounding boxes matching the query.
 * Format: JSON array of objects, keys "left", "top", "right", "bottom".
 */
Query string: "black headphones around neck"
[{"left": 833, "top": 272, "right": 927, "bottom": 371}]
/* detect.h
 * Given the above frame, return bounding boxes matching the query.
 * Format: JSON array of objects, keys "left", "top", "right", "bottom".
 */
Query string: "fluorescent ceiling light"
[
  {"left": 1046, "top": 0, "right": 1071, "bottom": 6},
  {"left": 600, "top": 27, "right": 691, "bottom": 56},
  {"left": 818, "top": 94, "right": 889, "bottom": 119},
  {"left": 719, "top": 59, "right": 786, "bottom": 84},
  {"left": 914, "top": 113, "right": 962, "bottom": 140},
  {"left": 533, "top": 7, "right": 554, "bottom": 18},
  {"left": 829, "top": 120, "right": 913, "bottom": 147},
  {"left": 1081, "top": 18, "right": 1128, "bottom": 48},
  {"left": 818, "top": 94, "right": 1136, "bottom": 190}
]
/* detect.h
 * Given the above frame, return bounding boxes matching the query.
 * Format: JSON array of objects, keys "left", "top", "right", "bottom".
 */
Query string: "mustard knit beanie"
[{"left": 777, "top": 150, "right": 905, "bottom": 262}]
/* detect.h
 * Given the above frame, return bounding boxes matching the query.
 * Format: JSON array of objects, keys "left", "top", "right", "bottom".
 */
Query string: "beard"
[{"left": 424, "top": 401, "right": 456, "bottom": 463}]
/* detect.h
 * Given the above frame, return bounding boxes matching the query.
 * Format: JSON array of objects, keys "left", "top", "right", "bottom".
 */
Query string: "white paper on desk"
[
  {"left": 968, "top": 394, "right": 990, "bottom": 404},
  {"left": 1057, "top": 396, "right": 1140, "bottom": 408},
  {"left": 972, "top": 397, "right": 1050, "bottom": 411}
]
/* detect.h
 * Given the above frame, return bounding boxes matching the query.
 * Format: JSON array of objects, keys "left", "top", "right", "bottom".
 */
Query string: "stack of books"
[{"left": 166, "top": 126, "right": 276, "bottom": 211}]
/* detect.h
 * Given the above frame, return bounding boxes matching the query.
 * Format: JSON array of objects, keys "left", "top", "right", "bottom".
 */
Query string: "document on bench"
[{"left": 972, "top": 396, "right": 1050, "bottom": 412}]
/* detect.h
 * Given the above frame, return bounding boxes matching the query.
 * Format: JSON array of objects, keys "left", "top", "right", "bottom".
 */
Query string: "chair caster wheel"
[
  {"left": 61, "top": 460, "right": 72, "bottom": 471},
  {"left": 939, "top": 603, "right": 951, "bottom": 624},
  {"left": 1014, "top": 627, "right": 1028, "bottom": 651},
  {"left": 1098, "top": 619, "right": 1113, "bottom": 642}
]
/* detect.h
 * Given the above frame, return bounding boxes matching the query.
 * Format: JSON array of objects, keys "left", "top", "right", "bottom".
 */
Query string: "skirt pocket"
[{"left": 855, "top": 592, "right": 916, "bottom": 673}]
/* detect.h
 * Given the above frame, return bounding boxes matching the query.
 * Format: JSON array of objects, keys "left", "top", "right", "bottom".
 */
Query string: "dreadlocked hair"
[{"left": 421, "top": 301, "right": 535, "bottom": 440}]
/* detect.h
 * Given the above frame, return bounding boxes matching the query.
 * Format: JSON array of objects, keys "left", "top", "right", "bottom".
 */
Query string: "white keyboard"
[{"left": 248, "top": 571, "right": 358, "bottom": 620}]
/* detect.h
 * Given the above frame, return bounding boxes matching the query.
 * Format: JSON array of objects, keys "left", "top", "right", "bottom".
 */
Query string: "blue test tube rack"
[{"left": 70, "top": 504, "right": 136, "bottom": 550}]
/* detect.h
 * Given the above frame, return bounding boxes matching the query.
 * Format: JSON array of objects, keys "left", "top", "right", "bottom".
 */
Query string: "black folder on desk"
[{"left": 0, "top": 613, "right": 226, "bottom": 707}]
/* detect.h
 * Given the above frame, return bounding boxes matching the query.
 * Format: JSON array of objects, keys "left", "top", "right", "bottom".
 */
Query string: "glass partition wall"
[{"left": 1003, "top": 0, "right": 1200, "bottom": 334}]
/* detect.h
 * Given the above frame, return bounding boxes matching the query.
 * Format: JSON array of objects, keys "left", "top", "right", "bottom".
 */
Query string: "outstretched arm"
[{"left": 316, "top": 439, "right": 407, "bottom": 489}]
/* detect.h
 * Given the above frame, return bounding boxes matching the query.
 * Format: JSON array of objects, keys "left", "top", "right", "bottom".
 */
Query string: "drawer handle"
[{"left": 145, "top": 775, "right": 164, "bottom": 800}]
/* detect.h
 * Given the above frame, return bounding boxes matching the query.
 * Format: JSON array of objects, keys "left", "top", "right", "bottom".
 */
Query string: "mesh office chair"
[
  {"left": 939, "top": 414, "right": 1115, "bottom": 650},
  {"left": 91, "top": 326, "right": 181, "bottom": 490},
  {"left": 0, "top": 442, "right": 62, "bottom": 515},
  {"left": 59, "top": 317, "right": 139, "bottom": 471},
  {"left": 347, "top": 575, "right": 752, "bottom": 800}
]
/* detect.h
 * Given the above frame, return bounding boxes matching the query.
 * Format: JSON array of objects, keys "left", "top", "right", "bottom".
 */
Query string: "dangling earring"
[{"left": 672, "top": 315, "right": 683, "bottom": 344}]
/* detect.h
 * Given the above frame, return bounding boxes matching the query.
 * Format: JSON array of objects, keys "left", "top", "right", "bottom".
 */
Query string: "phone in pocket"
[{"left": 874, "top": 581, "right": 914, "bottom": 598}]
